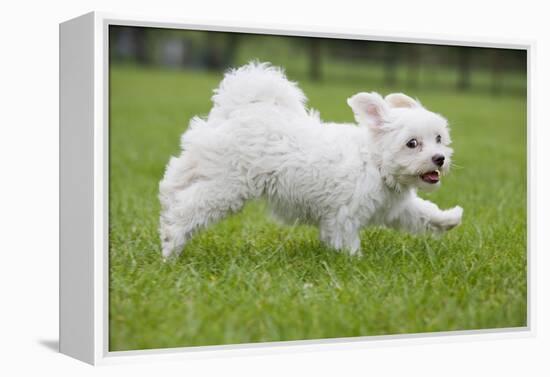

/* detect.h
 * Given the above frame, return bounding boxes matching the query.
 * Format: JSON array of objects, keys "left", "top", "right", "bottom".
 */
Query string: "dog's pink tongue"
[{"left": 421, "top": 171, "right": 440, "bottom": 183}]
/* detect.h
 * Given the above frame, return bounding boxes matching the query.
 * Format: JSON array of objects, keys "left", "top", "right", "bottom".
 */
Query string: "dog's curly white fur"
[{"left": 159, "top": 62, "right": 463, "bottom": 258}]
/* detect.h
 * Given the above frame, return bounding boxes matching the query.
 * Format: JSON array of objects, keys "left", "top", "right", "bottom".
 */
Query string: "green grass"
[{"left": 108, "top": 65, "right": 527, "bottom": 351}]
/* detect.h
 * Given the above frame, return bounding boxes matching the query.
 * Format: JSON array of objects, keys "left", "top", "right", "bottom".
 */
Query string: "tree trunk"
[
  {"left": 384, "top": 44, "right": 398, "bottom": 87},
  {"left": 309, "top": 38, "right": 322, "bottom": 81},
  {"left": 457, "top": 47, "right": 471, "bottom": 91},
  {"left": 134, "top": 27, "right": 149, "bottom": 65},
  {"left": 491, "top": 49, "right": 503, "bottom": 95}
]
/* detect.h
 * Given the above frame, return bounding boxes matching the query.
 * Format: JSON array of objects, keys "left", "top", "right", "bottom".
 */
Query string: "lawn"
[{"left": 108, "top": 65, "right": 527, "bottom": 351}]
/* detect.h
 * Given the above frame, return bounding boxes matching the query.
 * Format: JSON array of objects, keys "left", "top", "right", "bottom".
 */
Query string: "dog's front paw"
[{"left": 431, "top": 206, "right": 463, "bottom": 232}]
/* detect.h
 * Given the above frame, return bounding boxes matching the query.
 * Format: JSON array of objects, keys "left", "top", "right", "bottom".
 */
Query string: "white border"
[{"left": 85, "top": 11, "right": 533, "bottom": 365}]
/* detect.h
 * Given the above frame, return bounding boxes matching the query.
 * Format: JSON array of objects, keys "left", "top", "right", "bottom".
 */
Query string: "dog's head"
[{"left": 348, "top": 92, "right": 453, "bottom": 192}]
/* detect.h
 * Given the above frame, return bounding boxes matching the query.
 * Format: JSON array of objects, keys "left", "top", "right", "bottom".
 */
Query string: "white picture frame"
[{"left": 59, "top": 11, "right": 534, "bottom": 365}]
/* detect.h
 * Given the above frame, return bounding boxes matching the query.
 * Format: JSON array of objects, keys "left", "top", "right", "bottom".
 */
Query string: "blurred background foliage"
[{"left": 110, "top": 25, "right": 526, "bottom": 96}]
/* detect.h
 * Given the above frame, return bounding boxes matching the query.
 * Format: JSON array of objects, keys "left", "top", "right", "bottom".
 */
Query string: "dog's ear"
[
  {"left": 385, "top": 93, "right": 420, "bottom": 108},
  {"left": 347, "top": 92, "right": 389, "bottom": 128}
]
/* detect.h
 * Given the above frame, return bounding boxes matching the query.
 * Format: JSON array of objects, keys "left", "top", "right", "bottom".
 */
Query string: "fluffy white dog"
[{"left": 159, "top": 62, "right": 463, "bottom": 258}]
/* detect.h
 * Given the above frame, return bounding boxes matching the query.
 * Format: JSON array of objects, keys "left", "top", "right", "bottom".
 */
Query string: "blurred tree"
[
  {"left": 203, "top": 32, "right": 241, "bottom": 70},
  {"left": 204, "top": 32, "right": 223, "bottom": 70},
  {"left": 406, "top": 44, "right": 420, "bottom": 88},
  {"left": 309, "top": 38, "right": 322, "bottom": 81},
  {"left": 457, "top": 47, "right": 472, "bottom": 91},
  {"left": 384, "top": 43, "right": 398, "bottom": 86},
  {"left": 134, "top": 27, "right": 150, "bottom": 65},
  {"left": 491, "top": 49, "right": 503, "bottom": 95},
  {"left": 224, "top": 32, "right": 241, "bottom": 68}
]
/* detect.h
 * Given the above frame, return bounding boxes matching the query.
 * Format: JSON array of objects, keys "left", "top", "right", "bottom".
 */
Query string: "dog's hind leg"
[{"left": 159, "top": 180, "right": 247, "bottom": 259}]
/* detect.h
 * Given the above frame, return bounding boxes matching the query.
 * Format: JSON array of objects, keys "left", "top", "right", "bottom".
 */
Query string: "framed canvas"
[{"left": 59, "top": 11, "right": 533, "bottom": 365}]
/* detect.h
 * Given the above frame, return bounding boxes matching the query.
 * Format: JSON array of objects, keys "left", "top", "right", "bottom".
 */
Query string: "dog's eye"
[
  {"left": 436, "top": 135, "right": 442, "bottom": 143},
  {"left": 406, "top": 139, "right": 418, "bottom": 148}
]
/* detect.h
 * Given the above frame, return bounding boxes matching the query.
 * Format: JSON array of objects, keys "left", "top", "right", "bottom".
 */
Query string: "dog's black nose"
[{"left": 432, "top": 154, "right": 445, "bottom": 167}]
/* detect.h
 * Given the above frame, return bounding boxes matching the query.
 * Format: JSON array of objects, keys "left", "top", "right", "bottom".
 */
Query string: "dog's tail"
[{"left": 208, "top": 61, "right": 308, "bottom": 120}]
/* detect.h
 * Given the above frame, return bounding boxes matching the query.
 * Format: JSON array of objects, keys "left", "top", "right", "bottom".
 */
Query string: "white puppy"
[{"left": 159, "top": 62, "right": 463, "bottom": 258}]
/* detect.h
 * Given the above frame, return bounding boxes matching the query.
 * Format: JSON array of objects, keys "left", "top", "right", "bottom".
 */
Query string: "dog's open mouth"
[{"left": 420, "top": 170, "right": 440, "bottom": 184}]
